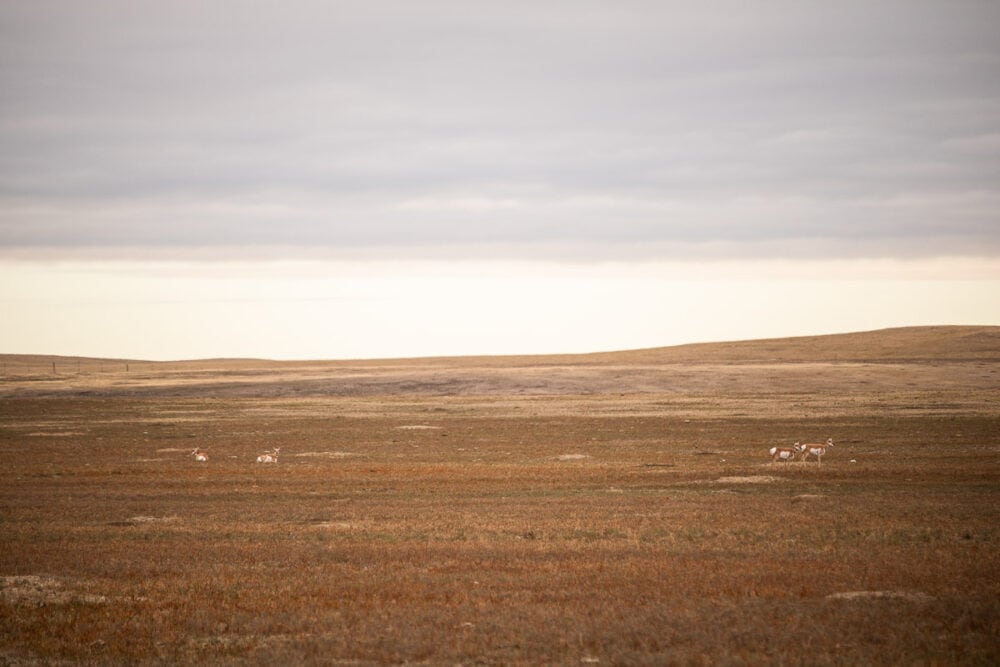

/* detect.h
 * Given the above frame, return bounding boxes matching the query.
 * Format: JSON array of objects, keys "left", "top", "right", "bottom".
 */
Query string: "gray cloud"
[{"left": 2, "top": 1, "right": 999, "bottom": 258}]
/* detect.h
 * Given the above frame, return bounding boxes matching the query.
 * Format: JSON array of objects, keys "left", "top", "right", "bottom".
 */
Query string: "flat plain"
[{"left": 1, "top": 326, "right": 999, "bottom": 665}]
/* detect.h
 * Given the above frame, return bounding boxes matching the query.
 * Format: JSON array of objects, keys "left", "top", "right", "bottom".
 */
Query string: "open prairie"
[{"left": 2, "top": 326, "right": 999, "bottom": 665}]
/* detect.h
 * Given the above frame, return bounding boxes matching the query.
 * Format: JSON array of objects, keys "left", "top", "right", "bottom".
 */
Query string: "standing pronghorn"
[
  {"left": 796, "top": 438, "right": 834, "bottom": 464},
  {"left": 256, "top": 447, "right": 280, "bottom": 464},
  {"left": 769, "top": 445, "right": 797, "bottom": 463},
  {"left": 191, "top": 448, "right": 208, "bottom": 462}
]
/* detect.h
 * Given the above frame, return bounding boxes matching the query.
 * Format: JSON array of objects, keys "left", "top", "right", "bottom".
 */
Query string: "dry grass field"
[{"left": 2, "top": 326, "right": 999, "bottom": 665}]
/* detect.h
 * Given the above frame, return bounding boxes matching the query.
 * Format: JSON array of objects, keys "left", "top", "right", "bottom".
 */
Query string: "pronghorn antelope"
[
  {"left": 769, "top": 445, "right": 796, "bottom": 463},
  {"left": 191, "top": 448, "right": 208, "bottom": 462},
  {"left": 796, "top": 438, "right": 834, "bottom": 464},
  {"left": 256, "top": 447, "right": 280, "bottom": 464}
]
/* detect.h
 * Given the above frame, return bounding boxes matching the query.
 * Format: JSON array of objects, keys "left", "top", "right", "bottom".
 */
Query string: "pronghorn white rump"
[
  {"left": 191, "top": 448, "right": 208, "bottom": 462},
  {"left": 256, "top": 447, "right": 280, "bottom": 464},
  {"left": 796, "top": 438, "right": 834, "bottom": 464},
  {"left": 769, "top": 446, "right": 796, "bottom": 462},
  {"left": 769, "top": 445, "right": 796, "bottom": 463}
]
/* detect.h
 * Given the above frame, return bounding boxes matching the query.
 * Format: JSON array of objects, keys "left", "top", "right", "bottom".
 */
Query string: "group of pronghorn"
[
  {"left": 769, "top": 438, "right": 835, "bottom": 464},
  {"left": 195, "top": 442, "right": 834, "bottom": 465},
  {"left": 189, "top": 447, "right": 280, "bottom": 464}
]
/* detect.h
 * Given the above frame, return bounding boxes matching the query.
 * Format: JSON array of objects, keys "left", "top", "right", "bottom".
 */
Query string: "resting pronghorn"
[
  {"left": 769, "top": 445, "right": 796, "bottom": 463},
  {"left": 796, "top": 438, "right": 834, "bottom": 464},
  {"left": 191, "top": 448, "right": 208, "bottom": 462},
  {"left": 256, "top": 447, "right": 280, "bottom": 464}
]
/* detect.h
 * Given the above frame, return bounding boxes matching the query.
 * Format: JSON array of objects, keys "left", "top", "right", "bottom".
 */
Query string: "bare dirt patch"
[
  {"left": 309, "top": 521, "right": 355, "bottom": 530},
  {"left": 294, "top": 451, "right": 357, "bottom": 459},
  {"left": 826, "top": 590, "right": 935, "bottom": 602},
  {"left": 715, "top": 475, "right": 779, "bottom": 484}
]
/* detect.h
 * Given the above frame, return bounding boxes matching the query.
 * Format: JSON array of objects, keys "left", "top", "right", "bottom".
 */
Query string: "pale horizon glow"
[{"left": 3, "top": 257, "right": 999, "bottom": 361}]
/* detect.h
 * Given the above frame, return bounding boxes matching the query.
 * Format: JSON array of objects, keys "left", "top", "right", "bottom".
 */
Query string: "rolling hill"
[{"left": 1, "top": 326, "right": 997, "bottom": 399}]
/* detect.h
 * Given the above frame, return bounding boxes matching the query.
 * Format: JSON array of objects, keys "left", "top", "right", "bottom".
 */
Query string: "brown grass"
[{"left": 1, "top": 326, "right": 999, "bottom": 664}]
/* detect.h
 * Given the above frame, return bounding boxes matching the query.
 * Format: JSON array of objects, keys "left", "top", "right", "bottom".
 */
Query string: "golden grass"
[{"left": 1, "top": 327, "right": 999, "bottom": 664}]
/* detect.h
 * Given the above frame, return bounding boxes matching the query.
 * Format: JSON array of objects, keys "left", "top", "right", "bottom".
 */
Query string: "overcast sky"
[
  {"left": 1, "top": 2, "right": 999, "bottom": 358},
  {"left": 3, "top": 0, "right": 998, "bottom": 258}
]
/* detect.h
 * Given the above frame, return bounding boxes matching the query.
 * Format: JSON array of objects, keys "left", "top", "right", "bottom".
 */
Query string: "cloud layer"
[{"left": 2, "top": 1, "right": 999, "bottom": 258}]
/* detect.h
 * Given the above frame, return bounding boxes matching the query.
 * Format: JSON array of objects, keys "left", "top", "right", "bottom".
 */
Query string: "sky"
[{"left": 1, "top": 1, "right": 999, "bottom": 360}]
